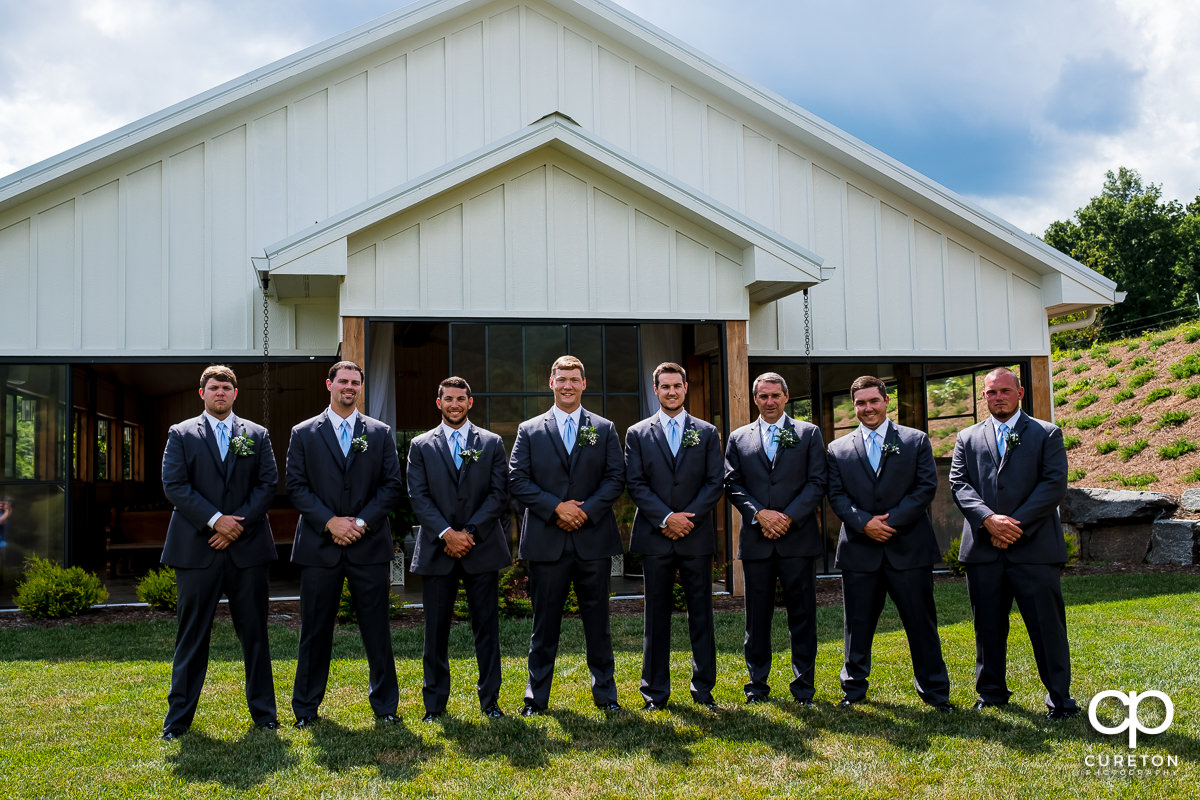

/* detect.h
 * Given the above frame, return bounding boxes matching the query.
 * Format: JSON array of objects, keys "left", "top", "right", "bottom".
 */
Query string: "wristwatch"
[{"left": 355, "top": 517, "right": 367, "bottom": 530}]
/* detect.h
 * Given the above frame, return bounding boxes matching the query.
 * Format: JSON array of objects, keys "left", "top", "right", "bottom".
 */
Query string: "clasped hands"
[
  {"left": 442, "top": 528, "right": 475, "bottom": 558},
  {"left": 862, "top": 514, "right": 896, "bottom": 543},
  {"left": 554, "top": 500, "right": 589, "bottom": 531},
  {"left": 208, "top": 514, "right": 244, "bottom": 550},
  {"left": 754, "top": 509, "right": 792, "bottom": 540},
  {"left": 983, "top": 514, "right": 1023, "bottom": 549},
  {"left": 326, "top": 516, "right": 366, "bottom": 546},
  {"left": 662, "top": 512, "right": 695, "bottom": 540}
]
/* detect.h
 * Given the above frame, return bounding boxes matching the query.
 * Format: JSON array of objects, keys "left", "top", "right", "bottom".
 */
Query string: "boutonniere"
[
  {"left": 1004, "top": 431, "right": 1021, "bottom": 450},
  {"left": 458, "top": 448, "right": 481, "bottom": 464},
  {"left": 681, "top": 428, "right": 701, "bottom": 448},
  {"left": 577, "top": 426, "right": 599, "bottom": 447},
  {"left": 773, "top": 427, "right": 798, "bottom": 449},
  {"left": 881, "top": 441, "right": 900, "bottom": 458},
  {"left": 229, "top": 434, "right": 255, "bottom": 457},
  {"left": 350, "top": 435, "right": 368, "bottom": 453}
]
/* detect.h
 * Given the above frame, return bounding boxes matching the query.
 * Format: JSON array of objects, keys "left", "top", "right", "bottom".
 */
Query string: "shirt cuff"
[
  {"left": 439, "top": 527, "right": 451, "bottom": 539},
  {"left": 207, "top": 512, "right": 222, "bottom": 529},
  {"left": 660, "top": 512, "right": 672, "bottom": 528}
]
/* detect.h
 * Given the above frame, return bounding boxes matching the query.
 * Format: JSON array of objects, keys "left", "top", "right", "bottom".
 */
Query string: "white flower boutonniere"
[
  {"left": 229, "top": 434, "right": 255, "bottom": 457},
  {"left": 681, "top": 429, "right": 701, "bottom": 448},
  {"left": 459, "top": 448, "right": 482, "bottom": 464},
  {"left": 773, "top": 427, "right": 798, "bottom": 449},
  {"left": 1004, "top": 431, "right": 1021, "bottom": 450},
  {"left": 881, "top": 441, "right": 900, "bottom": 458},
  {"left": 577, "top": 426, "right": 599, "bottom": 447},
  {"left": 350, "top": 435, "right": 368, "bottom": 453}
]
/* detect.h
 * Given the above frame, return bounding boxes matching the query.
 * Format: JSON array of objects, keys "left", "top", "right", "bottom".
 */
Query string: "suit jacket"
[
  {"left": 827, "top": 423, "right": 940, "bottom": 571},
  {"left": 407, "top": 424, "right": 512, "bottom": 575},
  {"left": 286, "top": 411, "right": 404, "bottom": 567},
  {"left": 161, "top": 414, "right": 278, "bottom": 569},
  {"left": 950, "top": 413, "right": 1068, "bottom": 564},
  {"left": 724, "top": 418, "right": 827, "bottom": 560},
  {"left": 508, "top": 407, "right": 625, "bottom": 561},
  {"left": 625, "top": 413, "right": 723, "bottom": 556}
]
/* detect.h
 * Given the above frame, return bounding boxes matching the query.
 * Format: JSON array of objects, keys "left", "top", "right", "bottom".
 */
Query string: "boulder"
[
  {"left": 1080, "top": 523, "right": 1151, "bottom": 563},
  {"left": 1180, "top": 489, "right": 1200, "bottom": 513},
  {"left": 1060, "top": 489, "right": 1177, "bottom": 526},
  {"left": 1146, "top": 520, "right": 1197, "bottom": 566}
]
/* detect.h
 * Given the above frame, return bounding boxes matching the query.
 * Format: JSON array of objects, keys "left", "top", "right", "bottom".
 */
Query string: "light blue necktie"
[
  {"left": 339, "top": 419, "right": 351, "bottom": 457},
  {"left": 867, "top": 430, "right": 881, "bottom": 473},
  {"left": 216, "top": 420, "right": 229, "bottom": 461},
  {"left": 764, "top": 424, "right": 778, "bottom": 461},
  {"left": 562, "top": 416, "right": 576, "bottom": 452},
  {"left": 667, "top": 418, "right": 681, "bottom": 456},
  {"left": 998, "top": 423, "right": 1009, "bottom": 458},
  {"left": 451, "top": 430, "right": 463, "bottom": 469}
]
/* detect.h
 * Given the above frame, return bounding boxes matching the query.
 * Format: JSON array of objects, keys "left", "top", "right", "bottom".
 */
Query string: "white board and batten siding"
[{"left": 0, "top": 0, "right": 1062, "bottom": 358}]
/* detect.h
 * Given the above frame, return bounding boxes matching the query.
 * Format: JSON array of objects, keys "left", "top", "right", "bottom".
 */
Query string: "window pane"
[
  {"left": 486, "top": 396, "right": 525, "bottom": 451},
  {"left": 96, "top": 419, "right": 109, "bottom": 481},
  {"left": 604, "top": 325, "right": 639, "bottom": 393},
  {"left": 570, "top": 326, "right": 603, "bottom": 389},
  {"left": 524, "top": 325, "right": 567, "bottom": 391},
  {"left": 450, "top": 324, "right": 486, "bottom": 389},
  {"left": 603, "top": 395, "right": 640, "bottom": 438},
  {"left": 122, "top": 425, "right": 134, "bottom": 481},
  {"left": 487, "top": 326, "right": 523, "bottom": 393}
]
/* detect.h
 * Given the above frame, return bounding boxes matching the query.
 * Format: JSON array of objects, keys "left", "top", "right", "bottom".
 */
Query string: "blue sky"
[{"left": 2, "top": 0, "right": 1197, "bottom": 234}]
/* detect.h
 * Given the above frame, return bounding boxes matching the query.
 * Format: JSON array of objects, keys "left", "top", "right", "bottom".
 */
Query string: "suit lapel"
[
  {"left": 998, "top": 416, "right": 1026, "bottom": 471},
  {"left": 199, "top": 417, "right": 224, "bottom": 472},
  {"left": 752, "top": 421, "right": 772, "bottom": 470},
  {"left": 223, "top": 416, "right": 240, "bottom": 481},
  {"left": 457, "top": 427, "right": 481, "bottom": 486},
  {"left": 852, "top": 428, "right": 876, "bottom": 481},
  {"left": 318, "top": 414, "right": 348, "bottom": 468},
  {"left": 675, "top": 418, "right": 698, "bottom": 468},
  {"left": 982, "top": 418, "right": 1002, "bottom": 468},
  {"left": 650, "top": 417, "right": 676, "bottom": 469},
  {"left": 433, "top": 429, "right": 458, "bottom": 481},
  {"left": 568, "top": 411, "right": 590, "bottom": 469},
  {"left": 876, "top": 426, "right": 900, "bottom": 480},
  {"left": 345, "top": 416, "right": 366, "bottom": 470},
  {"left": 544, "top": 411, "right": 569, "bottom": 471}
]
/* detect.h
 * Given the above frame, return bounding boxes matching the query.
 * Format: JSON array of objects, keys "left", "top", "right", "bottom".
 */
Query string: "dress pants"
[
  {"left": 742, "top": 555, "right": 817, "bottom": 701},
  {"left": 524, "top": 535, "right": 617, "bottom": 708},
  {"left": 640, "top": 552, "right": 716, "bottom": 705},
  {"left": 966, "top": 558, "right": 1078, "bottom": 711},
  {"left": 164, "top": 552, "right": 276, "bottom": 733},
  {"left": 421, "top": 563, "right": 502, "bottom": 713},
  {"left": 840, "top": 564, "right": 950, "bottom": 705},
  {"left": 292, "top": 559, "right": 399, "bottom": 718}
]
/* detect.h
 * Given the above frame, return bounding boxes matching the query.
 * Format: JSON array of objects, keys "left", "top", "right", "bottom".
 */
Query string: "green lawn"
[{"left": 2, "top": 573, "right": 1197, "bottom": 799}]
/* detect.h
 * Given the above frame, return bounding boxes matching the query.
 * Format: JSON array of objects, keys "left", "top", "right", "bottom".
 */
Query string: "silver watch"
[{"left": 354, "top": 517, "right": 367, "bottom": 529}]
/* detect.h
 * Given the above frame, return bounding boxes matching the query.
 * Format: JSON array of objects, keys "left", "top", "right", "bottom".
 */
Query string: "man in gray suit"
[
  {"left": 625, "top": 362, "right": 723, "bottom": 712},
  {"left": 286, "top": 360, "right": 403, "bottom": 728},
  {"left": 160, "top": 365, "right": 279, "bottom": 740},
  {"left": 509, "top": 355, "right": 625, "bottom": 715},
  {"left": 826, "top": 376, "right": 951, "bottom": 711},
  {"left": 724, "top": 372, "right": 827, "bottom": 705},
  {"left": 950, "top": 367, "right": 1079, "bottom": 720},
  {"left": 407, "top": 377, "right": 511, "bottom": 722}
]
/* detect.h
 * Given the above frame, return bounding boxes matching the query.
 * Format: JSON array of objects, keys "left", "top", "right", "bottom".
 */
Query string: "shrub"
[
  {"left": 1052, "top": 363, "right": 1067, "bottom": 376},
  {"left": 943, "top": 537, "right": 965, "bottom": 576},
  {"left": 1071, "top": 363, "right": 1090, "bottom": 374},
  {"left": 1064, "top": 531, "right": 1080, "bottom": 564},
  {"left": 498, "top": 564, "right": 533, "bottom": 618},
  {"left": 1089, "top": 345, "right": 1110, "bottom": 358},
  {"left": 1142, "top": 387, "right": 1173, "bottom": 405},
  {"left": 1185, "top": 469, "right": 1200, "bottom": 483},
  {"left": 1074, "top": 412, "right": 1111, "bottom": 430},
  {"left": 1158, "top": 438, "right": 1198, "bottom": 460},
  {"left": 1052, "top": 378, "right": 1068, "bottom": 391},
  {"left": 1104, "top": 356, "right": 1122, "bottom": 368},
  {"left": 1184, "top": 383, "right": 1200, "bottom": 400},
  {"left": 1130, "top": 355, "right": 1151, "bottom": 369},
  {"left": 1062, "top": 349, "right": 1080, "bottom": 362},
  {"left": 1168, "top": 354, "right": 1200, "bottom": 380},
  {"left": 1067, "top": 468, "right": 1087, "bottom": 482},
  {"left": 1118, "top": 439, "right": 1148, "bottom": 462},
  {"left": 337, "top": 579, "right": 405, "bottom": 623},
  {"left": 1103, "top": 473, "right": 1158, "bottom": 488},
  {"left": 1053, "top": 394, "right": 1068, "bottom": 407},
  {"left": 1073, "top": 392, "right": 1100, "bottom": 411},
  {"left": 1113, "top": 388, "right": 1136, "bottom": 403},
  {"left": 1095, "top": 439, "right": 1119, "bottom": 455},
  {"left": 14, "top": 557, "right": 109, "bottom": 619},
  {"left": 1117, "top": 413, "right": 1142, "bottom": 429},
  {"left": 136, "top": 567, "right": 177, "bottom": 612},
  {"left": 1066, "top": 378, "right": 1092, "bottom": 395},
  {"left": 1152, "top": 410, "right": 1192, "bottom": 430},
  {"left": 1184, "top": 328, "right": 1200, "bottom": 344},
  {"left": 1096, "top": 372, "right": 1119, "bottom": 389},
  {"left": 1062, "top": 434, "right": 1081, "bottom": 450},
  {"left": 1128, "top": 369, "right": 1155, "bottom": 388},
  {"left": 1149, "top": 333, "right": 1175, "bottom": 350}
]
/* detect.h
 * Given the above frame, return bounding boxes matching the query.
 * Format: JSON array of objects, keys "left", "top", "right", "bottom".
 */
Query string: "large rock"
[
  {"left": 1080, "top": 523, "right": 1152, "bottom": 563},
  {"left": 1180, "top": 489, "right": 1200, "bottom": 513},
  {"left": 1060, "top": 489, "right": 1177, "bottom": 525},
  {"left": 1147, "top": 520, "right": 1197, "bottom": 565}
]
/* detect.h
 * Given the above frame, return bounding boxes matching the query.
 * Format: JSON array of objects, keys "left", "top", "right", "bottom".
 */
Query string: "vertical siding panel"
[
  {"left": 1012, "top": 275, "right": 1044, "bottom": 351},
  {"left": 716, "top": 252, "right": 745, "bottom": 318},
  {"left": 742, "top": 127, "right": 773, "bottom": 226},
  {"left": 705, "top": 107, "right": 739, "bottom": 209},
  {"left": 35, "top": 201, "right": 75, "bottom": 350},
  {"left": 485, "top": 7, "right": 522, "bottom": 138},
  {"left": 382, "top": 227, "right": 421, "bottom": 309},
  {"left": 290, "top": 90, "right": 329, "bottom": 232},
  {"left": 80, "top": 181, "right": 120, "bottom": 350},
  {"left": 331, "top": 73, "right": 369, "bottom": 212},
  {"left": 523, "top": 8, "right": 559, "bottom": 125},
  {"left": 593, "top": 188, "right": 631, "bottom": 312},
  {"left": 634, "top": 211, "right": 671, "bottom": 311},
  {"left": 914, "top": 222, "right": 947, "bottom": 350},
  {"left": 674, "top": 232, "right": 711, "bottom": 313},
  {"left": 778, "top": 146, "right": 810, "bottom": 247},
  {"left": 0, "top": 220, "right": 32, "bottom": 349},
  {"left": 124, "top": 163, "right": 162, "bottom": 349},
  {"left": 597, "top": 48, "right": 631, "bottom": 150},
  {"left": 371, "top": 55, "right": 408, "bottom": 194},
  {"left": 634, "top": 68, "right": 668, "bottom": 170},
  {"left": 424, "top": 206, "right": 465, "bottom": 310},
  {"left": 167, "top": 145, "right": 207, "bottom": 350},
  {"left": 550, "top": 167, "right": 589, "bottom": 312},
  {"left": 845, "top": 185, "right": 879, "bottom": 351},
  {"left": 561, "top": 28, "right": 594, "bottom": 129},
  {"left": 979, "top": 257, "right": 1010, "bottom": 351},
  {"left": 409, "top": 39, "right": 447, "bottom": 177},
  {"left": 464, "top": 186, "right": 507, "bottom": 311},
  {"left": 946, "top": 240, "right": 979, "bottom": 351},
  {"left": 507, "top": 166, "right": 549, "bottom": 310},
  {"left": 670, "top": 88, "right": 704, "bottom": 190},
  {"left": 879, "top": 203, "right": 914, "bottom": 351},
  {"left": 210, "top": 126, "right": 250, "bottom": 350},
  {"left": 249, "top": 108, "right": 288, "bottom": 251},
  {"left": 345, "top": 244, "right": 378, "bottom": 310},
  {"left": 448, "top": 23, "right": 485, "bottom": 159},
  {"left": 807, "top": 165, "right": 845, "bottom": 351}
]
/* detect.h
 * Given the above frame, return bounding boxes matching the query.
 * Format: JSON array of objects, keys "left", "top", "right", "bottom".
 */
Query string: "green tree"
[{"left": 1043, "top": 167, "right": 1199, "bottom": 340}]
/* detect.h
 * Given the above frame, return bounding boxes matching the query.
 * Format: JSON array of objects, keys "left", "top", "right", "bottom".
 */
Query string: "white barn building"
[{"left": 0, "top": 0, "right": 1118, "bottom": 600}]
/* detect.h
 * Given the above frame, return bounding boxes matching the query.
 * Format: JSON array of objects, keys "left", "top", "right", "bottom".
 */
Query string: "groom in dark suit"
[
  {"left": 509, "top": 355, "right": 625, "bottom": 715},
  {"left": 724, "top": 371, "right": 827, "bottom": 705},
  {"left": 407, "top": 376, "right": 511, "bottom": 721},
  {"left": 625, "top": 362, "right": 723, "bottom": 711},
  {"left": 950, "top": 366, "right": 1078, "bottom": 720},
  {"left": 160, "top": 365, "right": 279, "bottom": 740},
  {"left": 286, "top": 360, "right": 403, "bottom": 728},
  {"left": 826, "top": 376, "right": 951, "bottom": 711}
]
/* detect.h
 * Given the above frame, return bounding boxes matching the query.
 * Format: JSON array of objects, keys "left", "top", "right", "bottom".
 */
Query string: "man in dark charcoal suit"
[
  {"left": 950, "top": 367, "right": 1079, "bottom": 720},
  {"left": 160, "top": 365, "right": 279, "bottom": 740},
  {"left": 625, "top": 362, "right": 723, "bottom": 712},
  {"left": 509, "top": 355, "right": 625, "bottom": 715},
  {"left": 407, "top": 376, "right": 511, "bottom": 722},
  {"left": 826, "top": 376, "right": 951, "bottom": 712},
  {"left": 724, "top": 371, "right": 827, "bottom": 705},
  {"left": 286, "top": 360, "right": 403, "bottom": 728}
]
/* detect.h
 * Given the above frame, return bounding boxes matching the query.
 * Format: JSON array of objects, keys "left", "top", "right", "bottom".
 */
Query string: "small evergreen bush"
[
  {"left": 136, "top": 567, "right": 177, "bottom": 612},
  {"left": 14, "top": 557, "right": 109, "bottom": 619}
]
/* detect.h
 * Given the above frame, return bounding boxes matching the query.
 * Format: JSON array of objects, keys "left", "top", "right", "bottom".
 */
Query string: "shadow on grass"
[
  {"left": 306, "top": 718, "right": 444, "bottom": 781},
  {"left": 167, "top": 727, "right": 297, "bottom": 790}
]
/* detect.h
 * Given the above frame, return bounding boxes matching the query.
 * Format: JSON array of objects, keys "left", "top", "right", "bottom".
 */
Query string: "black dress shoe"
[
  {"left": 596, "top": 701, "right": 623, "bottom": 712},
  {"left": 421, "top": 711, "right": 444, "bottom": 723},
  {"left": 695, "top": 700, "right": 718, "bottom": 712},
  {"left": 795, "top": 698, "right": 815, "bottom": 707},
  {"left": 933, "top": 703, "right": 954, "bottom": 713},
  {"left": 375, "top": 713, "right": 402, "bottom": 725},
  {"left": 972, "top": 699, "right": 1007, "bottom": 711},
  {"left": 256, "top": 720, "right": 281, "bottom": 730},
  {"left": 160, "top": 729, "right": 185, "bottom": 741},
  {"left": 745, "top": 694, "right": 766, "bottom": 705},
  {"left": 837, "top": 697, "right": 861, "bottom": 709},
  {"left": 483, "top": 704, "right": 505, "bottom": 719},
  {"left": 520, "top": 703, "right": 543, "bottom": 717},
  {"left": 1047, "top": 707, "right": 1080, "bottom": 720},
  {"left": 293, "top": 716, "right": 319, "bottom": 729},
  {"left": 642, "top": 700, "right": 668, "bottom": 711}
]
